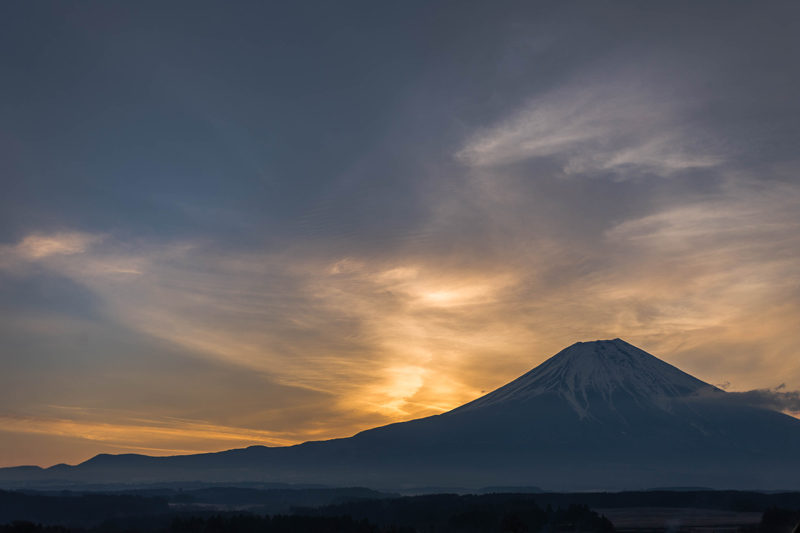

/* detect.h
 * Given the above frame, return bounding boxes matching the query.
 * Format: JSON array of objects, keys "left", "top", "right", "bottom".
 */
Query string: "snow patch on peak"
[{"left": 457, "top": 339, "right": 718, "bottom": 418}]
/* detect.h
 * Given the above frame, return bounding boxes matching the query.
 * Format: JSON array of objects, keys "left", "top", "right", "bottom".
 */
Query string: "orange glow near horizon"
[{"left": 1, "top": 204, "right": 800, "bottom": 467}]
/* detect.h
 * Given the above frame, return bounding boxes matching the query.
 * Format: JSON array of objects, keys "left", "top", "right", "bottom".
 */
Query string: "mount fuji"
[{"left": 3, "top": 339, "right": 800, "bottom": 490}]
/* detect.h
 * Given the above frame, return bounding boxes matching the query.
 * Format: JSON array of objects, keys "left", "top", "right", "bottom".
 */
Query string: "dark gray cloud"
[
  {"left": 692, "top": 386, "right": 800, "bottom": 415},
  {"left": 722, "top": 387, "right": 800, "bottom": 414}
]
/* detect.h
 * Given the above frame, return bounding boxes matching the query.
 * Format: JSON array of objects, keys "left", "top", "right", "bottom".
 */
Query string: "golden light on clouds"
[
  {"left": 1, "top": 176, "right": 799, "bottom": 466},
  {"left": 0, "top": 413, "right": 297, "bottom": 458},
  {"left": 1, "top": 191, "right": 799, "bottom": 466},
  {"left": 15, "top": 232, "right": 101, "bottom": 259}
]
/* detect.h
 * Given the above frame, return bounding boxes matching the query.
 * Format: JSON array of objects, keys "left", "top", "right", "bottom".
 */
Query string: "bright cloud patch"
[{"left": 456, "top": 77, "right": 722, "bottom": 178}]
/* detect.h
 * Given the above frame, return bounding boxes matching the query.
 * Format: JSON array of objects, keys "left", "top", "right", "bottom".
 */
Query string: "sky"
[{"left": 1, "top": 1, "right": 800, "bottom": 467}]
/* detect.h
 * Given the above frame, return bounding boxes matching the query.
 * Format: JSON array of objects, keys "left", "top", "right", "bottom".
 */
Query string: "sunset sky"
[{"left": 2, "top": 1, "right": 800, "bottom": 467}]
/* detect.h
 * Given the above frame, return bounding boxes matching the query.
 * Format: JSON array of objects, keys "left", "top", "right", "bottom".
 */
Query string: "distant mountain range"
[{"left": 3, "top": 339, "right": 800, "bottom": 491}]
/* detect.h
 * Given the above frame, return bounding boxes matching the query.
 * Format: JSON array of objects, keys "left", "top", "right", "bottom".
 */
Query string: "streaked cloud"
[
  {"left": 455, "top": 74, "right": 722, "bottom": 178},
  {"left": 0, "top": 413, "right": 297, "bottom": 454}
]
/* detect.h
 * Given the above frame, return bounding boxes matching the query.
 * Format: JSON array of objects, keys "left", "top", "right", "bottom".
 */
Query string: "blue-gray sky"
[{"left": 2, "top": 1, "right": 800, "bottom": 466}]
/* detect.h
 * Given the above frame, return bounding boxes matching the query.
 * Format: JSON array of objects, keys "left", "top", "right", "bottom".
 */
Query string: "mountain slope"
[
  {"left": 456, "top": 339, "right": 719, "bottom": 416},
  {"left": 3, "top": 339, "right": 800, "bottom": 490}
]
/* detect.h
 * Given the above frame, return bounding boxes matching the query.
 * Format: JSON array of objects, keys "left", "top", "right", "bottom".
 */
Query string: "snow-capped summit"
[{"left": 456, "top": 339, "right": 719, "bottom": 417}]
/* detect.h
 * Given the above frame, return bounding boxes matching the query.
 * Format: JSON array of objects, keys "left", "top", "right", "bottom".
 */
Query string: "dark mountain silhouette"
[{"left": 3, "top": 339, "right": 800, "bottom": 490}]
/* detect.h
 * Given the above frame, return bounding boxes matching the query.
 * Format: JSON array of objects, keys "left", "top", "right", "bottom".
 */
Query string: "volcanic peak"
[{"left": 457, "top": 339, "right": 718, "bottom": 417}]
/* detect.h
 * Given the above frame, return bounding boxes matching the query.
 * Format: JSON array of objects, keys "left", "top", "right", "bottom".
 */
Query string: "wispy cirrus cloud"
[
  {"left": 455, "top": 75, "right": 722, "bottom": 179},
  {"left": 0, "top": 230, "right": 528, "bottom": 460}
]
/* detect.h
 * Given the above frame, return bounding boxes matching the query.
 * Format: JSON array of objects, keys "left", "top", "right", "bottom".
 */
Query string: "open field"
[{"left": 596, "top": 507, "right": 763, "bottom": 532}]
